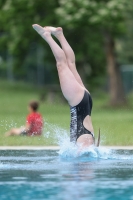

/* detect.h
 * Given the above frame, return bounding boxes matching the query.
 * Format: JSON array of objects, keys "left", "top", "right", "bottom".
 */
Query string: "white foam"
[
  {"left": 44, "top": 122, "right": 113, "bottom": 159},
  {"left": 44, "top": 122, "right": 133, "bottom": 160}
]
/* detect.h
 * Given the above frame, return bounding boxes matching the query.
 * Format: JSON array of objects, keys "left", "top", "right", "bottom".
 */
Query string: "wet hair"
[{"left": 29, "top": 101, "right": 39, "bottom": 111}]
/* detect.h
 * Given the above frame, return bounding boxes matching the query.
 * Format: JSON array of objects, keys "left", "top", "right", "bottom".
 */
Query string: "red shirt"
[{"left": 26, "top": 112, "right": 43, "bottom": 136}]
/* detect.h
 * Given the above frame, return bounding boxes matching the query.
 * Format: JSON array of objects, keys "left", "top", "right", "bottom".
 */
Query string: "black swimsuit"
[{"left": 70, "top": 91, "right": 94, "bottom": 142}]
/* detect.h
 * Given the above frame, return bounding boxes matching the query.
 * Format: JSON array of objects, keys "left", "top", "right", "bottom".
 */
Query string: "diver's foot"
[
  {"left": 49, "top": 27, "right": 63, "bottom": 38},
  {"left": 32, "top": 24, "right": 51, "bottom": 39}
]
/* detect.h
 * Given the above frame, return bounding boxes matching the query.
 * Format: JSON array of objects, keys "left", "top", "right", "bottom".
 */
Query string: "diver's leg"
[
  {"left": 50, "top": 27, "right": 85, "bottom": 88},
  {"left": 50, "top": 28, "right": 95, "bottom": 136},
  {"left": 33, "top": 24, "right": 84, "bottom": 106}
]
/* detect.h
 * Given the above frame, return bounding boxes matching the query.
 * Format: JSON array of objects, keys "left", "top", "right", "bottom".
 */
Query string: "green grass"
[{"left": 0, "top": 80, "right": 133, "bottom": 146}]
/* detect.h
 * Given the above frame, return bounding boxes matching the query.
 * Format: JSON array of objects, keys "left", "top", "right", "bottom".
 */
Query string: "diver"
[{"left": 32, "top": 25, "right": 96, "bottom": 148}]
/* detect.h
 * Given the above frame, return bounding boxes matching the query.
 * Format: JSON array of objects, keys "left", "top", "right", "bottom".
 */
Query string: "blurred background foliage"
[{"left": 0, "top": 0, "right": 132, "bottom": 105}]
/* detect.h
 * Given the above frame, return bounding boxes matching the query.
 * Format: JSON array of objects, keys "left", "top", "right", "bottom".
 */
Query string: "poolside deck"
[{"left": 0, "top": 146, "right": 133, "bottom": 150}]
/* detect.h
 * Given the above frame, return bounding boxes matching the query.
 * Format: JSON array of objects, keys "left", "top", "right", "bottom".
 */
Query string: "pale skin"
[
  {"left": 32, "top": 24, "right": 94, "bottom": 148},
  {"left": 5, "top": 106, "right": 32, "bottom": 136}
]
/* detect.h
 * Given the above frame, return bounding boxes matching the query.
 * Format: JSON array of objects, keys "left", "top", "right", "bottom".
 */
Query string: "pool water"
[{"left": 0, "top": 148, "right": 133, "bottom": 200}]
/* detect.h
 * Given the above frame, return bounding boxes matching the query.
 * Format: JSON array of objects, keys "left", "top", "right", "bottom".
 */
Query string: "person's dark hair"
[{"left": 29, "top": 101, "right": 39, "bottom": 111}]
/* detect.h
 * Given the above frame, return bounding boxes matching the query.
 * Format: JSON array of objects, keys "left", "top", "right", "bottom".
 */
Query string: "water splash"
[
  {"left": 44, "top": 121, "right": 133, "bottom": 161},
  {"left": 59, "top": 143, "right": 112, "bottom": 160},
  {"left": 44, "top": 122, "right": 112, "bottom": 159},
  {"left": 59, "top": 142, "right": 133, "bottom": 161},
  {"left": 0, "top": 120, "right": 20, "bottom": 134},
  {"left": 44, "top": 121, "right": 69, "bottom": 143}
]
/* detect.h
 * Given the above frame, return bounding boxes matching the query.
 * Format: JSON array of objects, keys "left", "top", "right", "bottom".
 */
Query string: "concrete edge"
[
  {"left": 102, "top": 146, "right": 133, "bottom": 150},
  {"left": 0, "top": 146, "right": 132, "bottom": 150},
  {"left": 0, "top": 146, "right": 60, "bottom": 150}
]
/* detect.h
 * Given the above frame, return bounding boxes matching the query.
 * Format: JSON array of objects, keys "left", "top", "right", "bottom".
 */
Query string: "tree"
[
  {"left": 56, "top": 0, "right": 131, "bottom": 106},
  {"left": 0, "top": 0, "right": 132, "bottom": 100},
  {"left": 117, "top": 10, "right": 133, "bottom": 64},
  {"left": 0, "top": 0, "right": 106, "bottom": 87},
  {"left": 0, "top": 0, "right": 59, "bottom": 79}
]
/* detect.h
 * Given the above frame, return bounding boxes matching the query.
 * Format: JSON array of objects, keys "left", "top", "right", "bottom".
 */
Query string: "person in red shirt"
[{"left": 5, "top": 101, "right": 43, "bottom": 136}]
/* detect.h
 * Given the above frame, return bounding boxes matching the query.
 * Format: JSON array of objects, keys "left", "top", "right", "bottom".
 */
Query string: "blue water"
[{"left": 0, "top": 147, "right": 133, "bottom": 200}]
